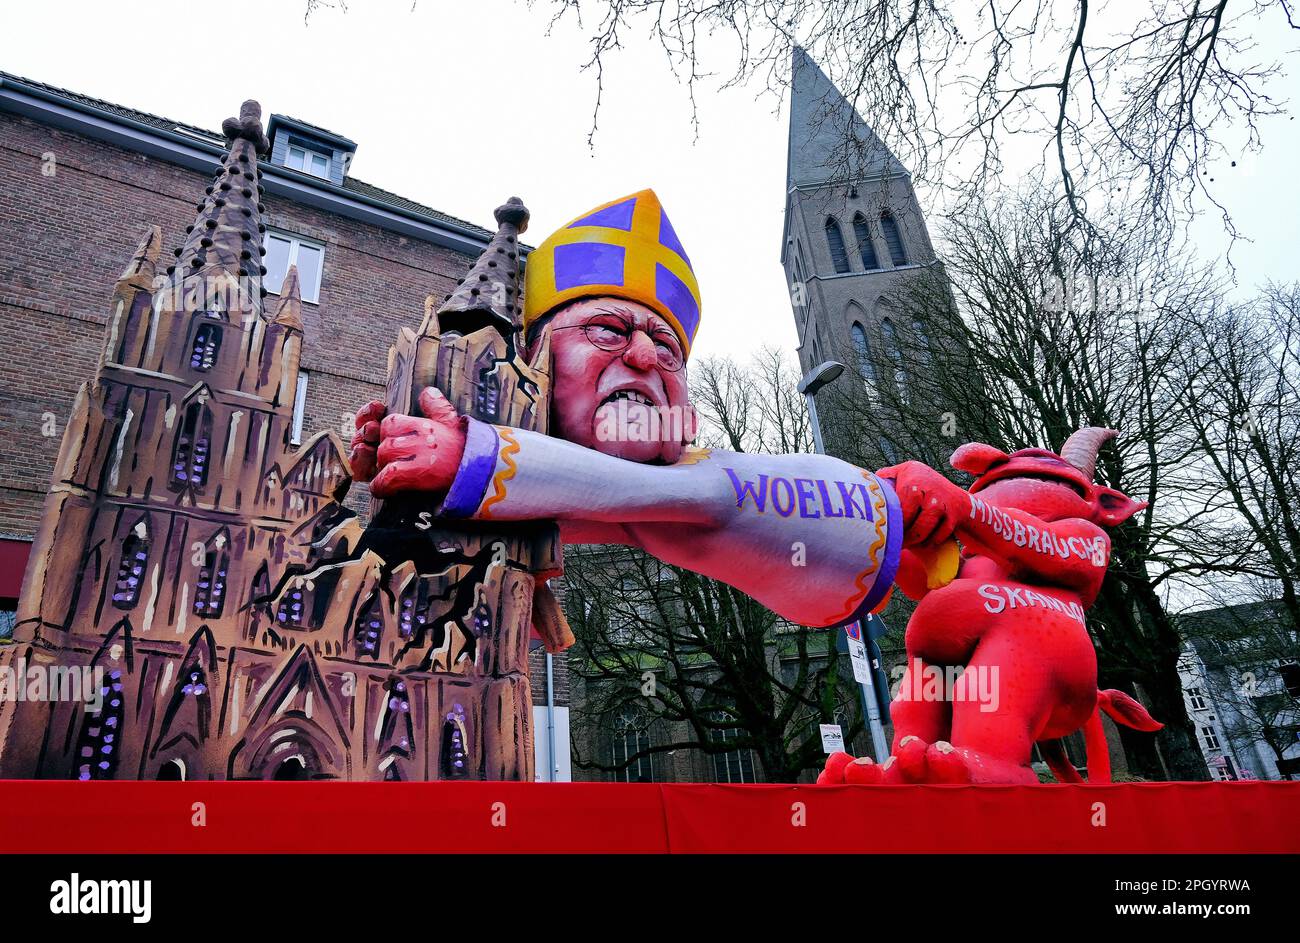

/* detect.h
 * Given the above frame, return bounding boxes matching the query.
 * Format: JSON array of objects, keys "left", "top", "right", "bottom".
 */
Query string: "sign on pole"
[{"left": 820, "top": 724, "right": 845, "bottom": 754}]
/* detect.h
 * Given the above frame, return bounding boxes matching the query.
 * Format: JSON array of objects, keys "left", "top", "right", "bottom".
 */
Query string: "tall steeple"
[
  {"left": 787, "top": 46, "right": 907, "bottom": 190},
  {"left": 427, "top": 196, "right": 529, "bottom": 335},
  {"left": 168, "top": 99, "right": 271, "bottom": 316}
]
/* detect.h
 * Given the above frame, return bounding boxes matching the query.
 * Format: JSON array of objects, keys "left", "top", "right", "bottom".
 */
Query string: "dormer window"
[
  {"left": 286, "top": 143, "right": 330, "bottom": 179},
  {"left": 265, "top": 114, "right": 357, "bottom": 189}
]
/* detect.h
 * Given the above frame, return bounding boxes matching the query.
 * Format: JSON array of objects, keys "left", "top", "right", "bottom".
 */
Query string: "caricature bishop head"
[{"left": 521, "top": 189, "right": 701, "bottom": 464}]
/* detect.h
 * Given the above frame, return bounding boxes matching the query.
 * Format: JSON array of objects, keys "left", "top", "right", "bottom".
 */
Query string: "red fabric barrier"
[{"left": 0, "top": 780, "right": 1295, "bottom": 853}]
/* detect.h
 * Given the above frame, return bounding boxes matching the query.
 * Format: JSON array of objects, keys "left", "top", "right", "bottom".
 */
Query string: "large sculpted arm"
[{"left": 350, "top": 391, "right": 904, "bottom": 628}]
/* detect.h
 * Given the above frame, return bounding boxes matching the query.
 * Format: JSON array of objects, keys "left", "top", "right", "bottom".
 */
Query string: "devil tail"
[{"left": 1084, "top": 689, "right": 1164, "bottom": 783}]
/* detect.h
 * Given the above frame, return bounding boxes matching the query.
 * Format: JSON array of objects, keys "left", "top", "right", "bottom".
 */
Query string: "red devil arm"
[
  {"left": 959, "top": 494, "right": 1110, "bottom": 598},
  {"left": 881, "top": 461, "right": 1111, "bottom": 601}
]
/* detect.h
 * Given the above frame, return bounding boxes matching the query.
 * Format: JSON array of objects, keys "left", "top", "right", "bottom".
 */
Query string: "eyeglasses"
[{"left": 551, "top": 313, "right": 685, "bottom": 372}]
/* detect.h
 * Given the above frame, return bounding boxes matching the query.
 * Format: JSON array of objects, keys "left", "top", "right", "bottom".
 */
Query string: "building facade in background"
[{"left": 1178, "top": 601, "right": 1300, "bottom": 781}]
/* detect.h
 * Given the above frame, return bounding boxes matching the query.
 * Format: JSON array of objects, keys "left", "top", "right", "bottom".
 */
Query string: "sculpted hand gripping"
[{"left": 820, "top": 428, "right": 1163, "bottom": 785}]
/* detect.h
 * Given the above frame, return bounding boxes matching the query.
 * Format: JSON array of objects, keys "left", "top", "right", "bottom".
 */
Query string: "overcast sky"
[{"left": 3, "top": 0, "right": 1297, "bottom": 365}]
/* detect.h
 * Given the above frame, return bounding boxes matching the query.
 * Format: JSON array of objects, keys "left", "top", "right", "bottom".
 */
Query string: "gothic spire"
[
  {"left": 270, "top": 264, "right": 303, "bottom": 333},
  {"left": 168, "top": 100, "right": 271, "bottom": 315},
  {"left": 787, "top": 46, "right": 907, "bottom": 189},
  {"left": 118, "top": 226, "right": 162, "bottom": 291},
  {"left": 433, "top": 197, "right": 529, "bottom": 332}
]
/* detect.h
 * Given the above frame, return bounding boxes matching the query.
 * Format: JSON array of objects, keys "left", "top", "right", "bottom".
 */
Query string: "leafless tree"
[
  {"left": 538, "top": 0, "right": 1296, "bottom": 254},
  {"left": 1166, "top": 286, "right": 1300, "bottom": 630}
]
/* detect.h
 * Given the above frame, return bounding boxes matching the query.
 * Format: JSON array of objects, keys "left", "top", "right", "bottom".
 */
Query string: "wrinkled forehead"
[{"left": 554, "top": 297, "right": 675, "bottom": 333}]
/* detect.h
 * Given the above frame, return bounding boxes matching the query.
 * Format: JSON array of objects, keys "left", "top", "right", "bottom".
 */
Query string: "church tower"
[{"left": 782, "top": 48, "right": 944, "bottom": 462}]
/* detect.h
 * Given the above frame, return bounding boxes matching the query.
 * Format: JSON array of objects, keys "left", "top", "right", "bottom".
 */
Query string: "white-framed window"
[
  {"left": 1187, "top": 687, "right": 1207, "bottom": 711},
  {"left": 1201, "top": 725, "right": 1220, "bottom": 751},
  {"left": 264, "top": 232, "right": 324, "bottom": 304},
  {"left": 291, "top": 370, "right": 310, "bottom": 446},
  {"left": 286, "top": 144, "right": 331, "bottom": 179}
]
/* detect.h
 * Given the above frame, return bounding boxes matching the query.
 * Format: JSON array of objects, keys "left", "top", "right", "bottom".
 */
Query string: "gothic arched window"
[
  {"left": 111, "top": 522, "right": 150, "bottom": 609},
  {"left": 353, "top": 592, "right": 383, "bottom": 658},
  {"left": 824, "top": 219, "right": 851, "bottom": 274},
  {"left": 189, "top": 323, "right": 222, "bottom": 371},
  {"left": 440, "top": 704, "right": 470, "bottom": 779},
  {"left": 476, "top": 370, "right": 500, "bottom": 420},
  {"left": 912, "top": 317, "right": 933, "bottom": 366},
  {"left": 853, "top": 214, "right": 879, "bottom": 270},
  {"left": 880, "top": 212, "right": 907, "bottom": 266},
  {"left": 75, "top": 668, "right": 125, "bottom": 780},
  {"left": 880, "top": 317, "right": 907, "bottom": 393},
  {"left": 192, "top": 534, "right": 229, "bottom": 619},
  {"left": 170, "top": 401, "right": 213, "bottom": 491},
  {"left": 379, "top": 677, "right": 414, "bottom": 761},
  {"left": 276, "top": 582, "right": 306, "bottom": 627},
  {"left": 613, "top": 710, "right": 655, "bottom": 783},
  {"left": 851, "top": 321, "right": 877, "bottom": 390}
]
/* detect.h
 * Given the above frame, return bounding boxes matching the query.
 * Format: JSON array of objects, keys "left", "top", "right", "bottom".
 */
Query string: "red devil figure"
[{"left": 820, "top": 427, "right": 1163, "bottom": 784}]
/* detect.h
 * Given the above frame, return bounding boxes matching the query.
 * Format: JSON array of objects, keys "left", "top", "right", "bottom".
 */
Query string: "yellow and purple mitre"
[{"left": 524, "top": 189, "right": 701, "bottom": 358}]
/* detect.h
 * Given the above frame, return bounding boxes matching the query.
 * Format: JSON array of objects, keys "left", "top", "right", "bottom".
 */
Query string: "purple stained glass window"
[
  {"left": 354, "top": 594, "right": 382, "bottom": 658},
  {"left": 189, "top": 323, "right": 222, "bottom": 371},
  {"left": 111, "top": 529, "right": 149, "bottom": 609},
  {"left": 74, "top": 668, "right": 125, "bottom": 781},
  {"left": 440, "top": 704, "right": 470, "bottom": 779},
  {"left": 171, "top": 402, "right": 213, "bottom": 491},
  {"left": 277, "top": 586, "right": 305, "bottom": 627},
  {"left": 192, "top": 545, "right": 228, "bottom": 619}
]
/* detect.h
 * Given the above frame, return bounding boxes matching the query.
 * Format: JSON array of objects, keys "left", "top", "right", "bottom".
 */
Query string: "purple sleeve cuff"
[
  {"left": 844, "top": 475, "right": 905, "bottom": 625},
  {"left": 437, "top": 417, "right": 500, "bottom": 518}
]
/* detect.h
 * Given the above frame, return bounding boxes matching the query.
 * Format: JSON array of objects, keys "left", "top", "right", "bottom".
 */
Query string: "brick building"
[{"left": 0, "top": 73, "right": 570, "bottom": 778}]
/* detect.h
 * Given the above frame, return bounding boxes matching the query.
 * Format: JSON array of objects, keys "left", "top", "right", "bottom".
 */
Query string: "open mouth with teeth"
[{"left": 600, "top": 389, "right": 658, "bottom": 408}]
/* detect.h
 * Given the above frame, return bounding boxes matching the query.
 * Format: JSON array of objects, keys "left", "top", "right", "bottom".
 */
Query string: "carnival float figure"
[
  {"left": 351, "top": 189, "right": 1160, "bottom": 784},
  {"left": 819, "top": 433, "right": 1164, "bottom": 784}
]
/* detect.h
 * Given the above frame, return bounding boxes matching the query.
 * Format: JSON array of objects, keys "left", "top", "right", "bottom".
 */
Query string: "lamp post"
[{"left": 798, "top": 360, "right": 891, "bottom": 763}]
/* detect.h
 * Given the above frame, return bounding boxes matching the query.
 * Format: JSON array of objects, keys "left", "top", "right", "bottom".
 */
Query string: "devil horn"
[{"left": 1059, "top": 426, "right": 1118, "bottom": 481}]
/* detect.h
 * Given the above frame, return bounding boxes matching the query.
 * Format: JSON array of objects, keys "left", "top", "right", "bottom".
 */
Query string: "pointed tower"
[
  {"left": 337, "top": 195, "right": 559, "bottom": 782},
  {"left": 782, "top": 46, "right": 941, "bottom": 412},
  {"left": 0, "top": 99, "right": 351, "bottom": 781},
  {"left": 787, "top": 46, "right": 908, "bottom": 191}
]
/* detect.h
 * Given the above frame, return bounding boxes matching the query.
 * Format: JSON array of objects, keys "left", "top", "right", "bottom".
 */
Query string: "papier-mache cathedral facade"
[{"left": 0, "top": 98, "right": 554, "bottom": 782}]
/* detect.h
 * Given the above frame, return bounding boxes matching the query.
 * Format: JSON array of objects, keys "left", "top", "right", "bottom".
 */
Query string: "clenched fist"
[
  {"left": 348, "top": 387, "right": 467, "bottom": 499},
  {"left": 877, "top": 460, "right": 968, "bottom": 549}
]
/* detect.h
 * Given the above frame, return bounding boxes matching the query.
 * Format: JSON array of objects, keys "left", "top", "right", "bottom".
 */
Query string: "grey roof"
[
  {"left": 786, "top": 47, "right": 907, "bottom": 189},
  {"left": 0, "top": 70, "right": 494, "bottom": 242},
  {"left": 267, "top": 113, "right": 357, "bottom": 149}
]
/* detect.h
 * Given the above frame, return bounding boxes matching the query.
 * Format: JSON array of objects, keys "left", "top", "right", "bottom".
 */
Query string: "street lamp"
[
  {"left": 797, "top": 360, "right": 844, "bottom": 455},
  {"left": 798, "top": 360, "right": 891, "bottom": 764}
]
